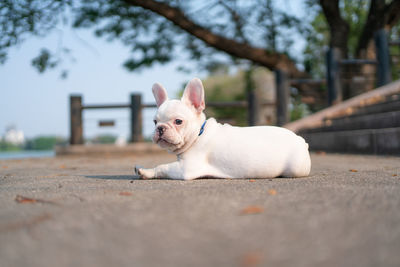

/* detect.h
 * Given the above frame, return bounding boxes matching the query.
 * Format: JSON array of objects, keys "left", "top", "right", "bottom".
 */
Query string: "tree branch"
[
  {"left": 122, "top": 0, "right": 307, "bottom": 78},
  {"left": 217, "top": 0, "right": 248, "bottom": 43}
]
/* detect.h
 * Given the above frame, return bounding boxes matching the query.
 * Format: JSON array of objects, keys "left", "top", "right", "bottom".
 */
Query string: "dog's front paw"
[{"left": 134, "top": 165, "right": 155, "bottom": 179}]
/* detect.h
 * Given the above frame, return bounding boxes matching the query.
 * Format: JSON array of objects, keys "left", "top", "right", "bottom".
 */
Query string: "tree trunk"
[{"left": 319, "top": 0, "right": 349, "bottom": 58}]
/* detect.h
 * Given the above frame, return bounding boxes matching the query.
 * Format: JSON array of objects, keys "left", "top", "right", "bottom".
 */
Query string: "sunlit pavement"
[{"left": 0, "top": 153, "right": 399, "bottom": 267}]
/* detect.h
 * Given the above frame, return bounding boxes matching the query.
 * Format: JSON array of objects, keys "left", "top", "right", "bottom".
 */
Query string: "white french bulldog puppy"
[{"left": 135, "top": 78, "right": 311, "bottom": 180}]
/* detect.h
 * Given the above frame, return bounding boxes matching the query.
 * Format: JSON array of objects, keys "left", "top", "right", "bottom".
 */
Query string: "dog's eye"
[
  {"left": 175, "top": 119, "right": 183, "bottom": 125},
  {"left": 153, "top": 120, "right": 157, "bottom": 125}
]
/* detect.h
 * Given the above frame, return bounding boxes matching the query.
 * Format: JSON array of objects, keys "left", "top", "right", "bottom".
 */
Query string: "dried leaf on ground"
[
  {"left": 241, "top": 251, "right": 263, "bottom": 267},
  {"left": 119, "top": 192, "right": 133, "bottom": 196},
  {"left": 59, "top": 164, "right": 66, "bottom": 169},
  {"left": 240, "top": 205, "right": 264, "bottom": 215},
  {"left": 268, "top": 189, "right": 277, "bottom": 195},
  {"left": 249, "top": 179, "right": 256, "bottom": 182},
  {"left": 392, "top": 174, "right": 397, "bottom": 177},
  {"left": 15, "top": 195, "right": 37, "bottom": 204},
  {"left": 349, "top": 169, "right": 358, "bottom": 172},
  {"left": 2, "top": 166, "right": 8, "bottom": 169},
  {"left": 15, "top": 195, "right": 58, "bottom": 205}
]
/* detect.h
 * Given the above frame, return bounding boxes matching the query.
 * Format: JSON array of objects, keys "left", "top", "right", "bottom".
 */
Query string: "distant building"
[
  {"left": 115, "top": 135, "right": 127, "bottom": 146},
  {"left": 4, "top": 126, "right": 25, "bottom": 145}
]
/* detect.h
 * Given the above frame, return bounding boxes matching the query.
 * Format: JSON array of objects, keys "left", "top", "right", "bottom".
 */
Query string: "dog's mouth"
[{"left": 156, "top": 137, "right": 179, "bottom": 146}]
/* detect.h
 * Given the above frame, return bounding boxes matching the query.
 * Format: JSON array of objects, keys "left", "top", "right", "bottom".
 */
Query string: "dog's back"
[{"left": 191, "top": 118, "right": 311, "bottom": 178}]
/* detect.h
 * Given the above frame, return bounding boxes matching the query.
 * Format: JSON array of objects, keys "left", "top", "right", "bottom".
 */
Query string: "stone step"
[
  {"left": 301, "top": 127, "right": 400, "bottom": 155},
  {"left": 302, "top": 110, "right": 400, "bottom": 133},
  {"left": 344, "top": 97, "right": 400, "bottom": 118}
]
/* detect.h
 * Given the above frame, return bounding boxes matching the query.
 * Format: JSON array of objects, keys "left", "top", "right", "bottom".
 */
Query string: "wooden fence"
[
  {"left": 276, "top": 29, "right": 393, "bottom": 110},
  {"left": 327, "top": 29, "right": 391, "bottom": 104},
  {"left": 69, "top": 91, "right": 275, "bottom": 145}
]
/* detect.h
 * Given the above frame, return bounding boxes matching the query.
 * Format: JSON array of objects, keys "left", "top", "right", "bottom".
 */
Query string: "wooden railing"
[{"left": 69, "top": 91, "right": 275, "bottom": 145}]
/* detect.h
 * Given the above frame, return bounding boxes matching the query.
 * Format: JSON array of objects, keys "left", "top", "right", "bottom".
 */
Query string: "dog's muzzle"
[{"left": 157, "top": 125, "right": 166, "bottom": 136}]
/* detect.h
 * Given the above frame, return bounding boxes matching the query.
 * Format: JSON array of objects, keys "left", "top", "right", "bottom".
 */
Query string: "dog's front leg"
[{"left": 135, "top": 161, "right": 185, "bottom": 180}]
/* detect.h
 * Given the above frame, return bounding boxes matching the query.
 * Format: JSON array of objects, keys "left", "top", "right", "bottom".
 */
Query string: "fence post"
[
  {"left": 275, "top": 70, "right": 290, "bottom": 126},
  {"left": 375, "top": 29, "right": 391, "bottom": 87},
  {"left": 247, "top": 90, "right": 259, "bottom": 126},
  {"left": 70, "top": 95, "right": 83, "bottom": 145},
  {"left": 326, "top": 47, "right": 342, "bottom": 105},
  {"left": 130, "top": 93, "right": 143, "bottom": 142}
]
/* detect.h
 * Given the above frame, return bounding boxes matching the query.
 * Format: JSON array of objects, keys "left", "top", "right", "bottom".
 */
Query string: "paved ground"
[{"left": 0, "top": 152, "right": 399, "bottom": 267}]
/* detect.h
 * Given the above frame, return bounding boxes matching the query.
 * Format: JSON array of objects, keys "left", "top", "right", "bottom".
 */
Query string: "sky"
[
  {"left": 0, "top": 27, "right": 198, "bottom": 140},
  {"left": 0, "top": 1, "right": 305, "bottom": 141}
]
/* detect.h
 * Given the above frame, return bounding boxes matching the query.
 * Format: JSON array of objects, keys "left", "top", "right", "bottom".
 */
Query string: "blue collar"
[{"left": 198, "top": 120, "right": 207, "bottom": 136}]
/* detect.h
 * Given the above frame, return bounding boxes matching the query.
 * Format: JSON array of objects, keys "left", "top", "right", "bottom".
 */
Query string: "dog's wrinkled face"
[
  {"left": 152, "top": 100, "right": 196, "bottom": 150},
  {"left": 152, "top": 78, "right": 206, "bottom": 153}
]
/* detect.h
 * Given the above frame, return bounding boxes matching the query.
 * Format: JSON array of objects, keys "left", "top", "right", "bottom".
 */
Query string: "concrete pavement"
[{"left": 0, "top": 152, "right": 399, "bottom": 267}]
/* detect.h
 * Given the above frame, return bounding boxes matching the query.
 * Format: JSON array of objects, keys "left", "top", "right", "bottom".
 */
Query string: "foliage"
[
  {"left": 302, "top": 10, "right": 329, "bottom": 78},
  {"left": 389, "top": 25, "right": 400, "bottom": 80},
  {"left": 303, "top": 0, "right": 368, "bottom": 78},
  {"left": 195, "top": 66, "right": 250, "bottom": 125},
  {"left": 31, "top": 49, "right": 59, "bottom": 73},
  {"left": 0, "top": 135, "right": 121, "bottom": 151},
  {"left": 204, "top": 78, "right": 248, "bottom": 126},
  {"left": 0, "top": 0, "right": 71, "bottom": 64},
  {"left": 304, "top": 0, "right": 400, "bottom": 79},
  {"left": 0, "top": 141, "right": 22, "bottom": 151},
  {"left": 0, "top": 0, "right": 306, "bottom": 75},
  {"left": 0, "top": 136, "right": 67, "bottom": 151},
  {"left": 90, "top": 134, "right": 117, "bottom": 144},
  {"left": 290, "top": 97, "right": 310, "bottom": 121},
  {"left": 340, "top": 0, "right": 369, "bottom": 56},
  {"left": 176, "top": 70, "right": 248, "bottom": 125},
  {"left": 25, "top": 136, "right": 67, "bottom": 150},
  {"left": 201, "top": 66, "right": 311, "bottom": 124},
  {"left": 2, "top": 0, "right": 400, "bottom": 107}
]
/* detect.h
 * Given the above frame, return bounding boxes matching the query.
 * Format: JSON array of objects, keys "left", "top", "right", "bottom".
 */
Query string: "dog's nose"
[{"left": 157, "top": 126, "right": 166, "bottom": 136}]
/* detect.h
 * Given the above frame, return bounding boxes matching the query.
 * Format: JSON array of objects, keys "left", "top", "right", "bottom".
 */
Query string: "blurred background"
[{"left": 1, "top": 0, "right": 400, "bottom": 158}]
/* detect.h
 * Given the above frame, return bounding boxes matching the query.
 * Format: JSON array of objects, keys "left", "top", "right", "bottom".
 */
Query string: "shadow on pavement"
[{"left": 85, "top": 175, "right": 138, "bottom": 180}]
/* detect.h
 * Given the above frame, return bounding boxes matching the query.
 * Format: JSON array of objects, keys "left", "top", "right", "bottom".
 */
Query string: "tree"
[
  {"left": 24, "top": 136, "right": 66, "bottom": 150},
  {"left": 317, "top": 0, "right": 400, "bottom": 98},
  {"left": 0, "top": 1, "right": 308, "bottom": 78},
  {"left": 1, "top": 0, "right": 400, "bottom": 102}
]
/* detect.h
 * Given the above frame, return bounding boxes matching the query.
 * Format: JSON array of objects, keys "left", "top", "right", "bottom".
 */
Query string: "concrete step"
[
  {"left": 302, "top": 110, "right": 400, "bottom": 133},
  {"left": 301, "top": 127, "right": 400, "bottom": 155},
  {"left": 347, "top": 95, "right": 400, "bottom": 117}
]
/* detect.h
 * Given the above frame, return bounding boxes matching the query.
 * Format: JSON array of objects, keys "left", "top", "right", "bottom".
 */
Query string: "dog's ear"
[
  {"left": 152, "top": 83, "right": 168, "bottom": 107},
  {"left": 181, "top": 78, "right": 205, "bottom": 113}
]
